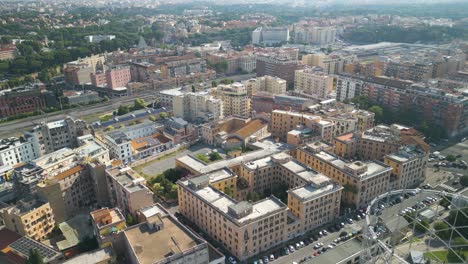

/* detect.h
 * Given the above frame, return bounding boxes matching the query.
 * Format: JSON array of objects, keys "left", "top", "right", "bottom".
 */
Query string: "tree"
[
  {"left": 211, "top": 81, "right": 217, "bottom": 87},
  {"left": 191, "top": 85, "right": 196, "bottom": 92},
  {"left": 105, "top": 125, "right": 114, "bottom": 131},
  {"left": 224, "top": 187, "right": 234, "bottom": 198},
  {"left": 446, "top": 155, "right": 456, "bottom": 162},
  {"left": 133, "top": 98, "right": 146, "bottom": 110},
  {"left": 26, "top": 249, "right": 44, "bottom": 264},
  {"left": 434, "top": 221, "right": 451, "bottom": 240},
  {"left": 117, "top": 105, "right": 130, "bottom": 116},
  {"left": 149, "top": 115, "right": 157, "bottom": 122},
  {"left": 461, "top": 176, "right": 468, "bottom": 187},
  {"left": 159, "top": 112, "right": 168, "bottom": 119},
  {"left": 126, "top": 214, "right": 136, "bottom": 226},
  {"left": 368, "top": 105, "right": 384, "bottom": 123},
  {"left": 209, "top": 152, "right": 222, "bottom": 162},
  {"left": 414, "top": 219, "right": 430, "bottom": 233},
  {"left": 440, "top": 196, "right": 453, "bottom": 209}
]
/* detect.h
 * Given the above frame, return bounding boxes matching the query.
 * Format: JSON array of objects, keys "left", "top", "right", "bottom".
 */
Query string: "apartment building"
[
  {"left": 199, "top": 117, "right": 250, "bottom": 145},
  {"left": 0, "top": 87, "right": 48, "bottom": 118},
  {"left": 336, "top": 74, "right": 364, "bottom": 102},
  {"left": 106, "top": 67, "right": 131, "bottom": 89},
  {"left": 271, "top": 110, "right": 334, "bottom": 142},
  {"left": 0, "top": 195, "right": 55, "bottom": 240},
  {"left": 169, "top": 90, "right": 224, "bottom": 122},
  {"left": 217, "top": 82, "right": 250, "bottom": 118},
  {"left": 85, "top": 35, "right": 116, "bottom": 43},
  {"left": 243, "top": 76, "right": 287, "bottom": 96},
  {"left": 65, "top": 54, "right": 106, "bottom": 73},
  {"left": 296, "top": 145, "right": 392, "bottom": 207},
  {"left": 294, "top": 26, "right": 337, "bottom": 45},
  {"left": 178, "top": 177, "right": 288, "bottom": 261},
  {"left": 28, "top": 117, "right": 88, "bottom": 155},
  {"left": 384, "top": 146, "right": 428, "bottom": 190},
  {"left": 252, "top": 27, "right": 290, "bottom": 45},
  {"left": 123, "top": 203, "right": 213, "bottom": 264},
  {"left": 90, "top": 207, "right": 127, "bottom": 247},
  {"left": 294, "top": 68, "right": 334, "bottom": 99},
  {"left": 64, "top": 64, "right": 94, "bottom": 85},
  {"left": 302, "top": 54, "right": 355, "bottom": 75},
  {"left": 256, "top": 55, "right": 305, "bottom": 84},
  {"left": 102, "top": 122, "right": 161, "bottom": 163},
  {"left": 36, "top": 164, "right": 95, "bottom": 222},
  {"left": 0, "top": 136, "right": 40, "bottom": 166},
  {"left": 105, "top": 167, "right": 153, "bottom": 217}
]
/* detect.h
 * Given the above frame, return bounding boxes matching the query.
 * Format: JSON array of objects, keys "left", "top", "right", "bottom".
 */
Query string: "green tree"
[
  {"left": 446, "top": 155, "right": 456, "bottom": 162},
  {"left": 461, "top": 176, "right": 468, "bottom": 187},
  {"left": 133, "top": 98, "right": 146, "bottom": 110},
  {"left": 434, "top": 221, "right": 451, "bottom": 240},
  {"left": 224, "top": 187, "right": 234, "bottom": 198},
  {"left": 414, "top": 219, "right": 430, "bottom": 233},
  {"left": 117, "top": 105, "right": 130, "bottom": 115},
  {"left": 440, "top": 196, "right": 453, "bottom": 209},
  {"left": 159, "top": 112, "right": 168, "bottom": 119},
  {"left": 126, "top": 214, "right": 136, "bottom": 226},
  {"left": 368, "top": 105, "right": 384, "bottom": 123},
  {"left": 149, "top": 115, "right": 157, "bottom": 122},
  {"left": 191, "top": 85, "right": 196, "bottom": 92},
  {"left": 26, "top": 249, "right": 44, "bottom": 264},
  {"left": 211, "top": 80, "right": 218, "bottom": 87},
  {"left": 105, "top": 125, "right": 114, "bottom": 131},
  {"left": 209, "top": 152, "right": 222, "bottom": 162}
]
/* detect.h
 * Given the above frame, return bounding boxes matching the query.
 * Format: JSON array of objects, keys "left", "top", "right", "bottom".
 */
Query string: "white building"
[
  {"left": 172, "top": 91, "right": 224, "bottom": 122},
  {"left": 294, "top": 26, "right": 337, "bottom": 45},
  {"left": 84, "top": 35, "right": 116, "bottom": 43},
  {"left": 239, "top": 54, "right": 256, "bottom": 73},
  {"left": 294, "top": 68, "right": 334, "bottom": 99},
  {"left": 252, "top": 27, "right": 290, "bottom": 45},
  {"left": 336, "top": 75, "right": 364, "bottom": 102},
  {"left": 102, "top": 122, "right": 162, "bottom": 163},
  {"left": 0, "top": 136, "right": 40, "bottom": 166}
]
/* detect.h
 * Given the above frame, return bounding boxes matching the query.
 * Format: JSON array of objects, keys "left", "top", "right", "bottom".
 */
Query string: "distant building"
[
  {"left": 294, "top": 67, "right": 334, "bottom": 99},
  {"left": 85, "top": 35, "right": 116, "bottom": 43},
  {"left": 64, "top": 90, "right": 100, "bottom": 105},
  {"left": 271, "top": 110, "right": 334, "bottom": 142},
  {"left": 243, "top": 76, "right": 287, "bottom": 96},
  {"left": 217, "top": 82, "right": 250, "bottom": 118},
  {"left": 0, "top": 87, "right": 48, "bottom": 118},
  {"left": 28, "top": 117, "right": 88, "bottom": 155},
  {"left": 252, "top": 27, "right": 290, "bottom": 45},
  {"left": 256, "top": 54, "right": 305, "bottom": 84},
  {"left": 0, "top": 47, "right": 16, "bottom": 60},
  {"left": 106, "top": 66, "right": 131, "bottom": 89},
  {"left": 294, "top": 26, "right": 337, "bottom": 45}
]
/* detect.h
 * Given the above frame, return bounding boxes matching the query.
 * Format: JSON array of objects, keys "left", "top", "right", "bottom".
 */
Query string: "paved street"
[
  {"left": 269, "top": 222, "right": 364, "bottom": 264},
  {"left": 0, "top": 73, "right": 256, "bottom": 138}
]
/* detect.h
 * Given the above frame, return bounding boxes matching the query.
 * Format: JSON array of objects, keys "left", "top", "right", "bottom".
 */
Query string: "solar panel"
[{"left": 9, "top": 236, "right": 61, "bottom": 260}]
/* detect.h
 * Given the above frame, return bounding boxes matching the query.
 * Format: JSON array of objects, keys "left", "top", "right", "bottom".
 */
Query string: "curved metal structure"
[{"left": 360, "top": 189, "right": 468, "bottom": 264}]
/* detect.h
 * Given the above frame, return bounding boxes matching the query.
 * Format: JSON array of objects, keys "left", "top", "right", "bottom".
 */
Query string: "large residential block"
[
  {"left": 384, "top": 146, "right": 428, "bottom": 190},
  {"left": 296, "top": 144, "right": 392, "bottom": 208},
  {"left": 271, "top": 110, "right": 334, "bottom": 142},
  {"left": 294, "top": 67, "right": 334, "bottom": 99}
]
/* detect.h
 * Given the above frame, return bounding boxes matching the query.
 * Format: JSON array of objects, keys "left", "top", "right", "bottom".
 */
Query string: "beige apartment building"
[
  {"left": 384, "top": 146, "right": 428, "bottom": 190},
  {"left": 333, "top": 124, "right": 429, "bottom": 162},
  {"left": 36, "top": 164, "right": 95, "bottom": 222},
  {"left": 296, "top": 145, "right": 392, "bottom": 207},
  {"left": 217, "top": 82, "right": 250, "bottom": 117},
  {"left": 178, "top": 152, "right": 342, "bottom": 260},
  {"left": 178, "top": 178, "right": 288, "bottom": 261},
  {"left": 294, "top": 68, "right": 334, "bottom": 99},
  {"left": 243, "top": 76, "right": 287, "bottom": 96},
  {"left": 271, "top": 110, "right": 334, "bottom": 142},
  {"left": 105, "top": 167, "right": 154, "bottom": 217},
  {"left": 0, "top": 196, "right": 55, "bottom": 240}
]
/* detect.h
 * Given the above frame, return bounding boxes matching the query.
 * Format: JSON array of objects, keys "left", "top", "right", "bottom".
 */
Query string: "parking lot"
[{"left": 429, "top": 140, "right": 468, "bottom": 177}]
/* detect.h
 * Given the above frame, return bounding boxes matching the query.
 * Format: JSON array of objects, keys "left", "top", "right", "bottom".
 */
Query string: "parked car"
[{"left": 269, "top": 254, "right": 275, "bottom": 261}]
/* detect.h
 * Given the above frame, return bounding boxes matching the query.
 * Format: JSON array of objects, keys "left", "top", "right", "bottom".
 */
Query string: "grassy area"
[
  {"left": 424, "top": 250, "right": 468, "bottom": 263},
  {"left": 194, "top": 152, "right": 223, "bottom": 164}
]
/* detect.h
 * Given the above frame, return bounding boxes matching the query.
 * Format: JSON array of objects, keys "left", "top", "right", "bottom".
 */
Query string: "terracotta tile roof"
[
  {"left": 55, "top": 165, "right": 83, "bottom": 181},
  {"left": 335, "top": 133, "right": 355, "bottom": 142},
  {"left": 234, "top": 119, "right": 268, "bottom": 139}
]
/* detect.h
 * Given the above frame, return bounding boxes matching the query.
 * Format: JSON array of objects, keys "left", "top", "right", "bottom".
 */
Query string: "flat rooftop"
[
  {"left": 290, "top": 183, "right": 341, "bottom": 201},
  {"left": 177, "top": 140, "right": 290, "bottom": 174},
  {"left": 106, "top": 167, "right": 147, "bottom": 193},
  {"left": 124, "top": 216, "right": 202, "bottom": 264}
]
